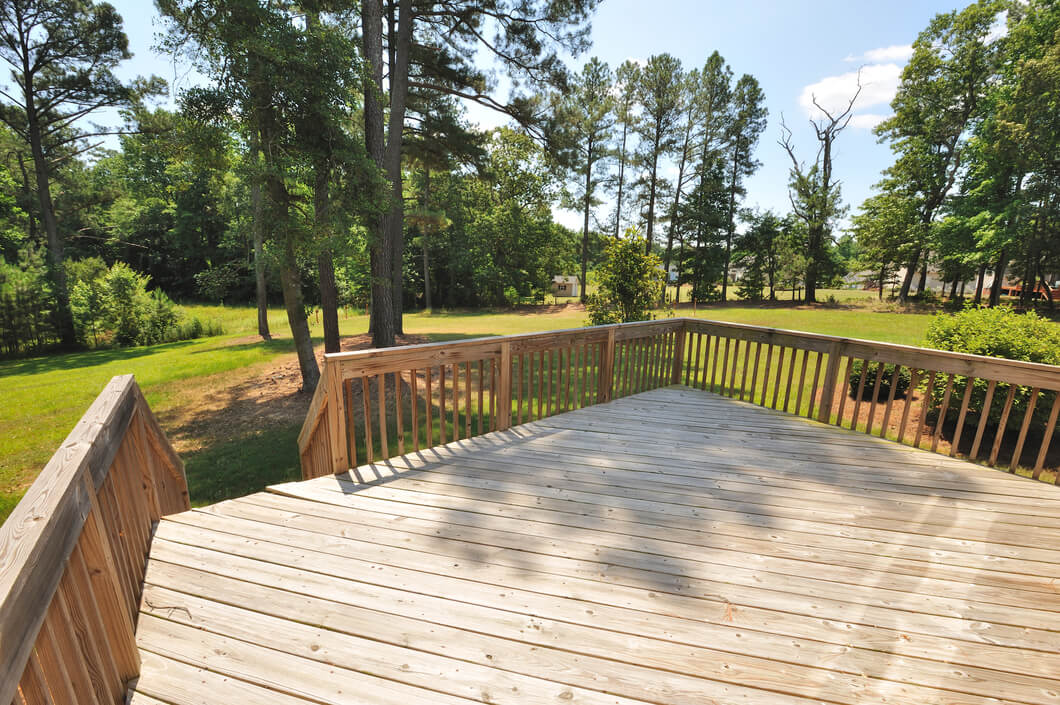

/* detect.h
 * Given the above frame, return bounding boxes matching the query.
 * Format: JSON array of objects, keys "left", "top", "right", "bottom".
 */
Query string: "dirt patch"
[{"left": 156, "top": 333, "right": 429, "bottom": 455}]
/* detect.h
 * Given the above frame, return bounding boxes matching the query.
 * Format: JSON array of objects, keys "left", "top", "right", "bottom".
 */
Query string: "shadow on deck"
[{"left": 132, "top": 386, "right": 1060, "bottom": 705}]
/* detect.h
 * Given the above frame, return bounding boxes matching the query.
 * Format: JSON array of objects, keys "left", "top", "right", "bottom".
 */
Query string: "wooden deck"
[{"left": 131, "top": 386, "right": 1060, "bottom": 705}]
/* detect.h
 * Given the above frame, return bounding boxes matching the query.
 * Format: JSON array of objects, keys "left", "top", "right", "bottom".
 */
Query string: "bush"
[
  {"left": 847, "top": 360, "right": 912, "bottom": 400},
  {"left": 0, "top": 246, "right": 56, "bottom": 355},
  {"left": 924, "top": 305, "right": 1060, "bottom": 426},
  {"left": 586, "top": 233, "right": 663, "bottom": 325}
]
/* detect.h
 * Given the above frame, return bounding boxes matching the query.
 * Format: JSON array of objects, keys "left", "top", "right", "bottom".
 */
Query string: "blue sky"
[{"left": 106, "top": 0, "right": 967, "bottom": 230}]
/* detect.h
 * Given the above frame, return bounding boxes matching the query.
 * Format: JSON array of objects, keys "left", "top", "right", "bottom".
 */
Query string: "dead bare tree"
[{"left": 780, "top": 74, "right": 861, "bottom": 303}]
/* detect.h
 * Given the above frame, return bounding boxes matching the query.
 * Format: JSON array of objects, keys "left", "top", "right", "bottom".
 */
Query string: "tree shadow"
[{"left": 0, "top": 340, "right": 200, "bottom": 377}]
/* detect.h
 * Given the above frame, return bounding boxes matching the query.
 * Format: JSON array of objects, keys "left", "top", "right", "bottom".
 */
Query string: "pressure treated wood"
[{"left": 134, "top": 386, "right": 1060, "bottom": 705}]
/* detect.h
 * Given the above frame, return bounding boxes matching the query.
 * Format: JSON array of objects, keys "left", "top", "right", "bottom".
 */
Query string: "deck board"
[{"left": 134, "top": 386, "right": 1060, "bottom": 705}]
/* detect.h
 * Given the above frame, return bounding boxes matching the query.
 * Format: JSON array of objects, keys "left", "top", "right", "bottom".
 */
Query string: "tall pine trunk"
[
  {"left": 580, "top": 140, "right": 592, "bottom": 304},
  {"left": 250, "top": 165, "right": 271, "bottom": 341},
  {"left": 25, "top": 94, "right": 74, "bottom": 346},
  {"left": 361, "top": 0, "right": 394, "bottom": 348},
  {"left": 721, "top": 149, "right": 739, "bottom": 302},
  {"left": 314, "top": 161, "right": 340, "bottom": 353}
]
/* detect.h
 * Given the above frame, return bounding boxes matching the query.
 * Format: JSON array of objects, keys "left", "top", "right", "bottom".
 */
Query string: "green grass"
[{"left": 0, "top": 297, "right": 947, "bottom": 523}]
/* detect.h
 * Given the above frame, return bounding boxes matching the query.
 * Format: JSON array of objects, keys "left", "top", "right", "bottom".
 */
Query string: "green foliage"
[
  {"left": 586, "top": 234, "right": 663, "bottom": 325},
  {"left": 0, "top": 245, "right": 56, "bottom": 355},
  {"left": 68, "top": 261, "right": 224, "bottom": 348},
  {"left": 925, "top": 305, "right": 1060, "bottom": 425},
  {"left": 847, "top": 361, "right": 913, "bottom": 400}
]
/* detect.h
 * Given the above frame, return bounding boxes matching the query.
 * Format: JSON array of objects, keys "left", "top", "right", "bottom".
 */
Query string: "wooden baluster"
[
  {"left": 424, "top": 367, "right": 434, "bottom": 448},
  {"left": 749, "top": 342, "right": 763, "bottom": 405},
  {"left": 726, "top": 338, "right": 739, "bottom": 397},
  {"left": 33, "top": 618, "right": 77, "bottom": 705},
  {"left": 449, "top": 363, "right": 459, "bottom": 441},
  {"left": 44, "top": 601, "right": 100, "bottom": 705},
  {"left": 759, "top": 344, "right": 774, "bottom": 406},
  {"left": 62, "top": 553, "right": 120, "bottom": 705},
  {"left": 344, "top": 380, "right": 357, "bottom": 467},
  {"left": 585, "top": 343, "right": 593, "bottom": 406},
  {"left": 780, "top": 348, "right": 797, "bottom": 412},
  {"left": 1033, "top": 393, "right": 1060, "bottom": 480},
  {"left": 438, "top": 365, "right": 447, "bottom": 445},
  {"left": 479, "top": 360, "right": 486, "bottom": 433},
  {"left": 948, "top": 377, "right": 974, "bottom": 456},
  {"left": 535, "top": 352, "right": 543, "bottom": 419},
  {"left": 878, "top": 366, "right": 900, "bottom": 438},
  {"left": 515, "top": 355, "right": 523, "bottom": 425},
  {"left": 395, "top": 372, "right": 405, "bottom": 456},
  {"left": 626, "top": 340, "right": 635, "bottom": 394},
  {"left": 834, "top": 356, "right": 855, "bottom": 429},
  {"left": 639, "top": 338, "right": 650, "bottom": 393},
  {"left": 710, "top": 336, "right": 721, "bottom": 392},
  {"left": 1010, "top": 387, "right": 1040, "bottom": 472},
  {"left": 411, "top": 371, "right": 419, "bottom": 452},
  {"left": 566, "top": 346, "right": 574, "bottom": 410},
  {"left": 739, "top": 339, "right": 752, "bottom": 401},
  {"left": 864, "top": 363, "right": 886, "bottom": 435},
  {"left": 896, "top": 368, "right": 920, "bottom": 445},
  {"left": 465, "top": 361, "right": 473, "bottom": 437},
  {"left": 807, "top": 351, "right": 824, "bottom": 419},
  {"left": 969, "top": 379, "right": 996, "bottom": 460},
  {"left": 694, "top": 334, "right": 705, "bottom": 389},
  {"left": 377, "top": 374, "right": 389, "bottom": 458},
  {"left": 79, "top": 506, "right": 138, "bottom": 680},
  {"left": 794, "top": 348, "right": 810, "bottom": 417},
  {"left": 930, "top": 374, "right": 955, "bottom": 453},
  {"left": 719, "top": 337, "right": 731, "bottom": 395},
  {"left": 491, "top": 356, "right": 499, "bottom": 430},
  {"left": 850, "top": 359, "right": 870, "bottom": 430},
  {"left": 989, "top": 385, "right": 1017, "bottom": 466},
  {"left": 913, "top": 371, "right": 937, "bottom": 450},
  {"left": 771, "top": 347, "right": 786, "bottom": 410},
  {"left": 684, "top": 332, "right": 696, "bottom": 385},
  {"left": 18, "top": 652, "right": 53, "bottom": 705},
  {"left": 546, "top": 350, "right": 554, "bottom": 416}
]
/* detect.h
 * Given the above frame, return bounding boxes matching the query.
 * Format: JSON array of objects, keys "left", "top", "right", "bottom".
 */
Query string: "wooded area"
[{"left": 0, "top": 0, "right": 1058, "bottom": 395}]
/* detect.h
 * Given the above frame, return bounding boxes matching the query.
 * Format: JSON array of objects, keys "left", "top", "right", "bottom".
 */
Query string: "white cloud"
[
  {"left": 799, "top": 62, "right": 904, "bottom": 128},
  {"left": 849, "top": 113, "right": 890, "bottom": 130},
  {"left": 864, "top": 44, "right": 914, "bottom": 63}
]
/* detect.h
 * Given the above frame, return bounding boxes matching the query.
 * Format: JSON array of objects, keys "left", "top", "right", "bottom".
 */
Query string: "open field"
[{"left": 0, "top": 293, "right": 981, "bottom": 523}]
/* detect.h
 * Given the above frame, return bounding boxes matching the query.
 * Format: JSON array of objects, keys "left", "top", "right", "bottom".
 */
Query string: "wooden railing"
[
  {"left": 299, "top": 317, "right": 1060, "bottom": 483},
  {"left": 0, "top": 375, "right": 189, "bottom": 705}
]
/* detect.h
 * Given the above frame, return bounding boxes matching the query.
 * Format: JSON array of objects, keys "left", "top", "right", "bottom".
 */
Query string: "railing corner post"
[
  {"left": 326, "top": 358, "right": 349, "bottom": 473},
  {"left": 670, "top": 322, "right": 686, "bottom": 385},
  {"left": 498, "top": 342, "right": 513, "bottom": 429}
]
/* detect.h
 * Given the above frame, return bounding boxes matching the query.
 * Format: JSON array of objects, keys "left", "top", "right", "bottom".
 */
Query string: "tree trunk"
[
  {"left": 916, "top": 257, "right": 928, "bottom": 296},
  {"left": 250, "top": 162, "right": 271, "bottom": 341},
  {"left": 878, "top": 266, "right": 885, "bottom": 300},
  {"left": 580, "top": 144, "right": 592, "bottom": 304},
  {"left": 973, "top": 263, "right": 986, "bottom": 304},
  {"left": 645, "top": 147, "right": 658, "bottom": 256},
  {"left": 989, "top": 249, "right": 1008, "bottom": 307},
  {"left": 1040, "top": 268, "right": 1055, "bottom": 312},
  {"left": 614, "top": 120, "right": 628, "bottom": 238},
  {"left": 386, "top": 0, "right": 414, "bottom": 334},
  {"left": 362, "top": 0, "right": 395, "bottom": 348},
  {"left": 897, "top": 249, "right": 920, "bottom": 303},
  {"left": 722, "top": 149, "right": 739, "bottom": 302},
  {"left": 25, "top": 99, "right": 74, "bottom": 346},
  {"left": 314, "top": 159, "right": 340, "bottom": 353},
  {"left": 421, "top": 238, "right": 432, "bottom": 311}
]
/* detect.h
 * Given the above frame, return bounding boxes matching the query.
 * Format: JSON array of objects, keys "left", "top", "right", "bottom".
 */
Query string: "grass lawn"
[{"left": 0, "top": 292, "right": 942, "bottom": 523}]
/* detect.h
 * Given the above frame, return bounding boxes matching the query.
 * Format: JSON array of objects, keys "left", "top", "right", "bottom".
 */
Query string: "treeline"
[{"left": 853, "top": 0, "right": 1060, "bottom": 306}]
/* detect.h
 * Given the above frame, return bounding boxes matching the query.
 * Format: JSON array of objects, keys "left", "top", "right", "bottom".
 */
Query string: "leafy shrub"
[
  {"left": 586, "top": 233, "right": 663, "bottom": 325},
  {"left": 847, "top": 360, "right": 912, "bottom": 400},
  {"left": 924, "top": 306, "right": 1060, "bottom": 426}
]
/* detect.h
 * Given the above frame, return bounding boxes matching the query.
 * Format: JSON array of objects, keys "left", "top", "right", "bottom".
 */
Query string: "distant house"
[{"left": 551, "top": 275, "right": 581, "bottom": 298}]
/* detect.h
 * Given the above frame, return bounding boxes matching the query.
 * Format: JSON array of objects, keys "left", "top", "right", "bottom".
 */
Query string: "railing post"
[
  {"left": 497, "top": 342, "right": 513, "bottom": 429},
  {"left": 670, "top": 321, "right": 686, "bottom": 384},
  {"left": 817, "top": 340, "right": 844, "bottom": 424},
  {"left": 599, "top": 327, "right": 616, "bottom": 403},
  {"left": 326, "top": 358, "right": 349, "bottom": 473}
]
